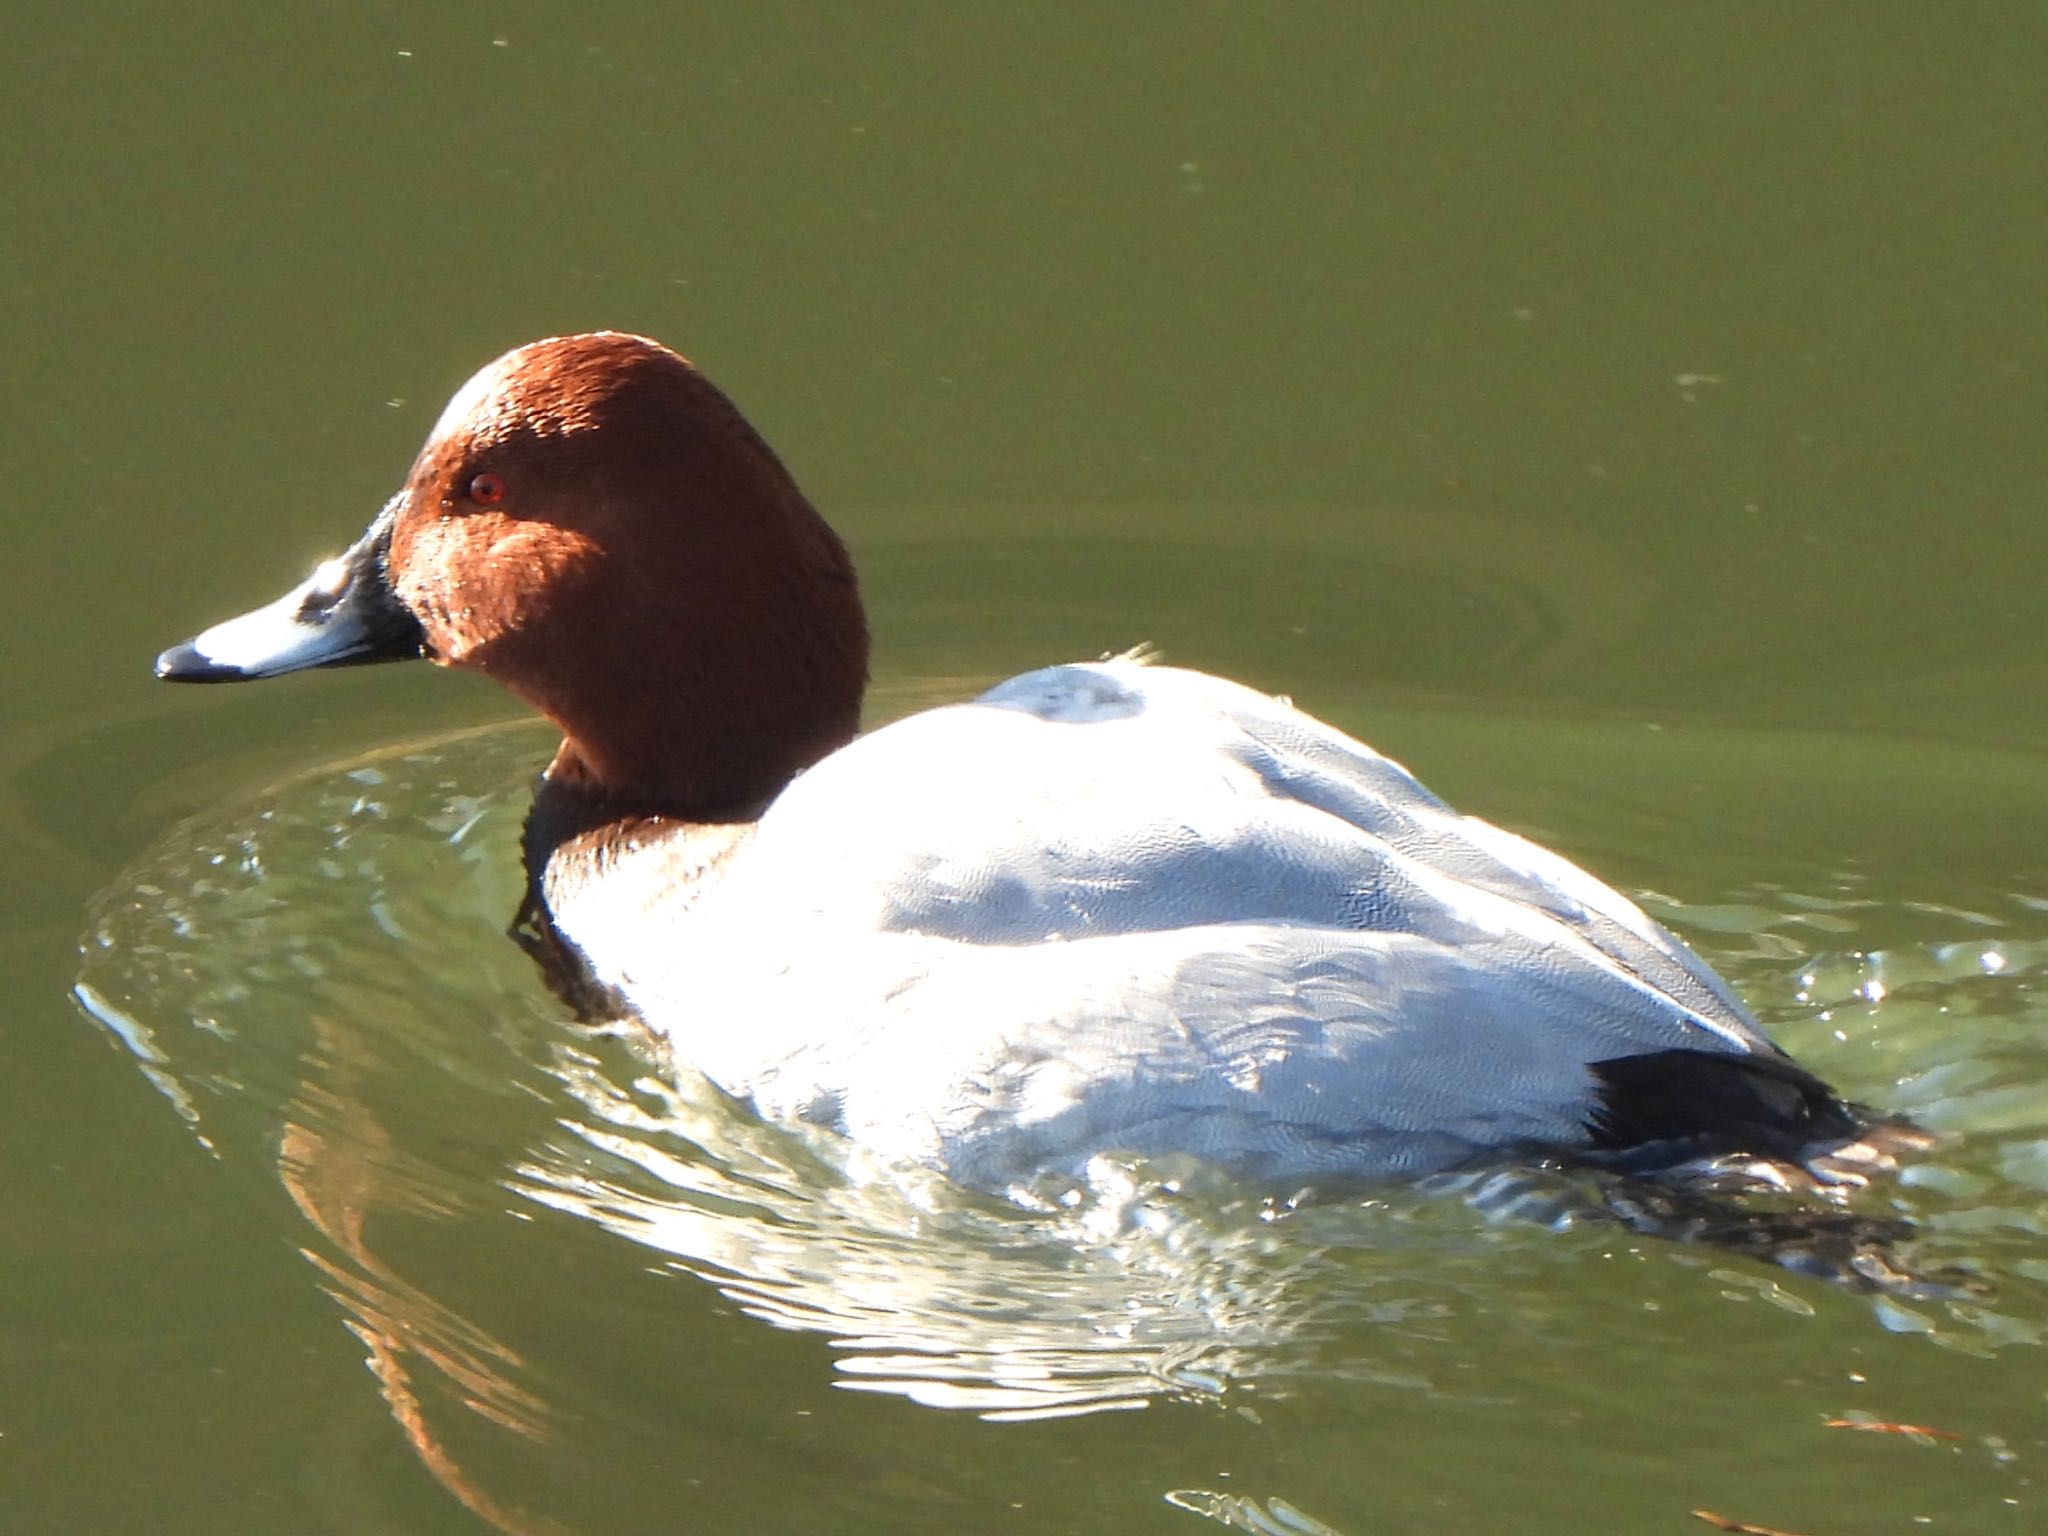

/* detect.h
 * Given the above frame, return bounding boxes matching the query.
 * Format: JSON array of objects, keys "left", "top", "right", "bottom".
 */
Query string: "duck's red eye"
[{"left": 468, "top": 472, "right": 506, "bottom": 505}]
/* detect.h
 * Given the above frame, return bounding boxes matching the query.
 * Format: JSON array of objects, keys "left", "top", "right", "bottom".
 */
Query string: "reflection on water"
[
  {"left": 1166, "top": 1487, "right": 1350, "bottom": 1536},
  {"left": 521, "top": 1055, "right": 1328, "bottom": 1421},
  {"left": 72, "top": 717, "right": 2048, "bottom": 1527}
]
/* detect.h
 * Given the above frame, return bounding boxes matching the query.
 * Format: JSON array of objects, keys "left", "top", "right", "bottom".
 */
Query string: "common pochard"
[{"left": 157, "top": 332, "right": 1904, "bottom": 1191}]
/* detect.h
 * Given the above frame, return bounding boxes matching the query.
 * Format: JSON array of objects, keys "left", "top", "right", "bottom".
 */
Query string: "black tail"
[{"left": 1585, "top": 1048, "right": 1923, "bottom": 1181}]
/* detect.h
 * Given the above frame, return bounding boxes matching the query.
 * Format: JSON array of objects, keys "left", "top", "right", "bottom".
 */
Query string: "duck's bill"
[{"left": 156, "top": 499, "right": 425, "bottom": 682}]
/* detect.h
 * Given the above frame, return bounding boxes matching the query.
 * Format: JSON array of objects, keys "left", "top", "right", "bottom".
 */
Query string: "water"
[{"left": 8, "top": 5, "right": 2048, "bottom": 1533}]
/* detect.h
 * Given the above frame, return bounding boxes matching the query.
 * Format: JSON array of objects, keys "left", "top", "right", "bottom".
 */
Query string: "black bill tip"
[{"left": 155, "top": 641, "right": 248, "bottom": 682}]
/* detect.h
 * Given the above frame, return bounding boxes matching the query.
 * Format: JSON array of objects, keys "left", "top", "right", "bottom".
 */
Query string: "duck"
[{"left": 156, "top": 331, "right": 1904, "bottom": 1193}]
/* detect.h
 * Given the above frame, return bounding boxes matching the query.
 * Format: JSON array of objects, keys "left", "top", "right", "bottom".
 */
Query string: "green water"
[{"left": 7, "top": 5, "right": 2047, "bottom": 1533}]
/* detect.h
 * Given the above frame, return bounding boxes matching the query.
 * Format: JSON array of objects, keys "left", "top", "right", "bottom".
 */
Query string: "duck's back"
[{"left": 547, "top": 661, "right": 1842, "bottom": 1187}]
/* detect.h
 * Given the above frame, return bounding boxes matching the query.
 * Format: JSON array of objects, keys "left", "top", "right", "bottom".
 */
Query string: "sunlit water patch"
[
  {"left": 72, "top": 716, "right": 2048, "bottom": 1529},
  {"left": 1648, "top": 877, "right": 2048, "bottom": 1306}
]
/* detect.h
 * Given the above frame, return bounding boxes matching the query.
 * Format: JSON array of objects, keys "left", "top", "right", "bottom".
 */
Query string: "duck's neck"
[{"left": 511, "top": 497, "right": 869, "bottom": 839}]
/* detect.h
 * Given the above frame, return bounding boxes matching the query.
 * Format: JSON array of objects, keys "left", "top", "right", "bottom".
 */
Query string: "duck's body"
[
  {"left": 158, "top": 331, "right": 1887, "bottom": 1192},
  {"left": 541, "top": 658, "right": 1838, "bottom": 1186}
]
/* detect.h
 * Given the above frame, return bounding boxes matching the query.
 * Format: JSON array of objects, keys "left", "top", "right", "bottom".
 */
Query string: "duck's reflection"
[
  {"left": 516, "top": 1031, "right": 1338, "bottom": 1421},
  {"left": 280, "top": 1021, "right": 571, "bottom": 1536}
]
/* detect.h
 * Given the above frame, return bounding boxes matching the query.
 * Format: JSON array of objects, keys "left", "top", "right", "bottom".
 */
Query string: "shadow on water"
[{"left": 69, "top": 714, "right": 2048, "bottom": 1531}]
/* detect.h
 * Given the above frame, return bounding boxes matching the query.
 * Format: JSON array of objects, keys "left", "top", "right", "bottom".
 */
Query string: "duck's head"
[{"left": 158, "top": 333, "right": 869, "bottom": 818}]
